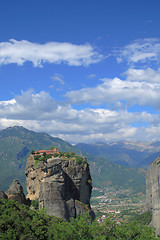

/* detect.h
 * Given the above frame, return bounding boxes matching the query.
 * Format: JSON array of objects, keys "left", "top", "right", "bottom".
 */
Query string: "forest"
[{"left": 0, "top": 198, "right": 158, "bottom": 240}]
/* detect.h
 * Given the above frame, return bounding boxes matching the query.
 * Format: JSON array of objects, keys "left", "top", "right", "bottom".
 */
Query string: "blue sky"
[{"left": 0, "top": 0, "right": 160, "bottom": 143}]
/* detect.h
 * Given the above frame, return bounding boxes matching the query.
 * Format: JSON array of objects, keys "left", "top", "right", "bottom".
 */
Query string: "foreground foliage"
[
  {"left": 0, "top": 199, "right": 158, "bottom": 240},
  {"left": 131, "top": 210, "right": 152, "bottom": 225}
]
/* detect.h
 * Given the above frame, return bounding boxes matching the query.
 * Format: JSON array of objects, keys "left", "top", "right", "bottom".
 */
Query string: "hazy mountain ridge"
[{"left": 75, "top": 141, "right": 160, "bottom": 168}]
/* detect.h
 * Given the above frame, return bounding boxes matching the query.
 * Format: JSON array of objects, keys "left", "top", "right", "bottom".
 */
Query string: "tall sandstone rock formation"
[
  {"left": 145, "top": 156, "right": 160, "bottom": 234},
  {"left": 25, "top": 154, "right": 94, "bottom": 220},
  {"left": 5, "top": 179, "right": 26, "bottom": 204}
]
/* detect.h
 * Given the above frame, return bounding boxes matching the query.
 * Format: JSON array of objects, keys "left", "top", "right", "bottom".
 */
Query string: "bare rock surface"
[
  {"left": 5, "top": 179, "right": 26, "bottom": 204},
  {"left": 145, "top": 156, "right": 160, "bottom": 234},
  {"left": 0, "top": 190, "right": 8, "bottom": 200},
  {"left": 25, "top": 154, "right": 94, "bottom": 220}
]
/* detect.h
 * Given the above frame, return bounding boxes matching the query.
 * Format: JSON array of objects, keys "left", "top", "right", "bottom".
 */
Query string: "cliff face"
[
  {"left": 145, "top": 156, "right": 160, "bottom": 234},
  {"left": 25, "top": 154, "right": 94, "bottom": 220}
]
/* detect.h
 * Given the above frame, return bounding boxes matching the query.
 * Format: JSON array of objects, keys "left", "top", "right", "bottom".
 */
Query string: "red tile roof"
[{"left": 35, "top": 148, "right": 60, "bottom": 155}]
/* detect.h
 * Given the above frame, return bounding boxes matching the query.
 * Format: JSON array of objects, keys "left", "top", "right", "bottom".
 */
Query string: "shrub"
[
  {"left": 59, "top": 152, "right": 64, "bottom": 157},
  {"left": 53, "top": 153, "right": 59, "bottom": 157},
  {"left": 76, "top": 156, "right": 83, "bottom": 164},
  {"left": 64, "top": 152, "right": 71, "bottom": 158},
  {"left": 39, "top": 156, "right": 45, "bottom": 161},
  {"left": 34, "top": 155, "right": 40, "bottom": 160},
  {"left": 46, "top": 154, "right": 52, "bottom": 159},
  {"left": 70, "top": 152, "right": 76, "bottom": 157}
]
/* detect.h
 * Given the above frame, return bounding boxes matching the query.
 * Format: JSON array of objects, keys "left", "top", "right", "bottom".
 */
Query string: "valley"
[{"left": 91, "top": 186, "right": 145, "bottom": 223}]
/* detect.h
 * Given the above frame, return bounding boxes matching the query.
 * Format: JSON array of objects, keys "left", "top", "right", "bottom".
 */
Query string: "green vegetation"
[
  {"left": 58, "top": 151, "right": 85, "bottom": 165},
  {"left": 34, "top": 155, "right": 40, "bottom": 160},
  {"left": 33, "top": 155, "right": 45, "bottom": 167},
  {"left": 76, "top": 156, "right": 83, "bottom": 164},
  {"left": 87, "top": 153, "right": 146, "bottom": 193},
  {"left": 70, "top": 152, "right": 76, "bottom": 157},
  {"left": 33, "top": 152, "right": 54, "bottom": 166},
  {"left": 34, "top": 160, "right": 41, "bottom": 167},
  {"left": 131, "top": 211, "right": 152, "bottom": 225},
  {"left": 33, "top": 149, "right": 85, "bottom": 167},
  {"left": 64, "top": 152, "right": 71, "bottom": 158},
  {"left": 31, "top": 199, "right": 39, "bottom": 210},
  {"left": 53, "top": 153, "right": 59, "bottom": 157},
  {"left": 0, "top": 199, "right": 158, "bottom": 240}
]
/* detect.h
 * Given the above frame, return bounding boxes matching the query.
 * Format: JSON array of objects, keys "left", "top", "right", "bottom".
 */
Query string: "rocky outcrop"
[
  {"left": 25, "top": 154, "right": 94, "bottom": 220},
  {"left": 145, "top": 156, "right": 160, "bottom": 234},
  {"left": 0, "top": 190, "right": 8, "bottom": 200},
  {"left": 5, "top": 179, "right": 26, "bottom": 204}
]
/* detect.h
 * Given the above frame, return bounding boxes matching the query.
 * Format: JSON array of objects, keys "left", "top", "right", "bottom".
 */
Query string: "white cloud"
[
  {"left": 0, "top": 90, "right": 78, "bottom": 121},
  {"left": 125, "top": 68, "right": 160, "bottom": 82},
  {"left": 0, "top": 39, "right": 103, "bottom": 67},
  {"left": 65, "top": 76, "right": 160, "bottom": 110},
  {"left": 117, "top": 38, "right": 160, "bottom": 65},
  {"left": 0, "top": 90, "right": 160, "bottom": 143}
]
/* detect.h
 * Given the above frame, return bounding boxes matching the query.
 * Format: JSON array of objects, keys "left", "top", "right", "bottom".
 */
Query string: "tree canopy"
[{"left": 0, "top": 199, "right": 158, "bottom": 240}]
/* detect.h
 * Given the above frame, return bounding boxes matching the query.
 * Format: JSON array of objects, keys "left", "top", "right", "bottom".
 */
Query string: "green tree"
[
  {"left": 76, "top": 156, "right": 83, "bottom": 164},
  {"left": 31, "top": 199, "right": 39, "bottom": 210},
  {"left": 34, "top": 155, "right": 40, "bottom": 160},
  {"left": 53, "top": 153, "right": 59, "bottom": 157},
  {"left": 64, "top": 152, "right": 71, "bottom": 158}
]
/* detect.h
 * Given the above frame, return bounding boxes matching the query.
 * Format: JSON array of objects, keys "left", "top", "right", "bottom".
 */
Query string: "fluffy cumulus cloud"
[
  {"left": 0, "top": 39, "right": 103, "bottom": 67},
  {"left": 0, "top": 90, "right": 78, "bottom": 121},
  {"left": 0, "top": 90, "right": 160, "bottom": 143},
  {"left": 65, "top": 76, "right": 160, "bottom": 110}
]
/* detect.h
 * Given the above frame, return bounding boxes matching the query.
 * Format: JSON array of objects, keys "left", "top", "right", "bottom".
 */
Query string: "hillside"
[
  {"left": 75, "top": 142, "right": 160, "bottom": 168},
  {"left": 0, "top": 126, "right": 145, "bottom": 192},
  {"left": 85, "top": 153, "right": 145, "bottom": 193}
]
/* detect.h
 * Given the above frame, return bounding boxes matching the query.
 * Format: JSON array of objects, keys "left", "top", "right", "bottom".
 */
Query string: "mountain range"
[
  {"left": 0, "top": 126, "right": 158, "bottom": 193},
  {"left": 75, "top": 141, "right": 160, "bottom": 168}
]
